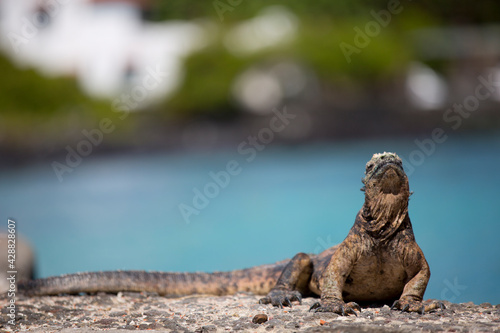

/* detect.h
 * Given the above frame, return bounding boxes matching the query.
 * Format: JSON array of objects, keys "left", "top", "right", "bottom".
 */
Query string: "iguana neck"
[{"left": 361, "top": 192, "right": 409, "bottom": 241}]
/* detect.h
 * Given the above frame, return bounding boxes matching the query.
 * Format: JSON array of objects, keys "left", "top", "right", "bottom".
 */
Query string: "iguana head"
[
  {"left": 362, "top": 152, "right": 408, "bottom": 194},
  {"left": 361, "top": 152, "right": 410, "bottom": 240}
]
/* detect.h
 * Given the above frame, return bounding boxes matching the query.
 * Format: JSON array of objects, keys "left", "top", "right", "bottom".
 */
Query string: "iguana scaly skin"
[
  {"left": 18, "top": 152, "right": 443, "bottom": 315},
  {"left": 17, "top": 265, "right": 287, "bottom": 297}
]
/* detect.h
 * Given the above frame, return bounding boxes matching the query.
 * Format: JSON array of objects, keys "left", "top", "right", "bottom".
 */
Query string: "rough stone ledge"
[{"left": 0, "top": 292, "right": 498, "bottom": 332}]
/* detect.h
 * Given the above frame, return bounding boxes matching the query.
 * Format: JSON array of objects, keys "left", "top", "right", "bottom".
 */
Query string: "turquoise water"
[{"left": 1, "top": 133, "right": 499, "bottom": 304}]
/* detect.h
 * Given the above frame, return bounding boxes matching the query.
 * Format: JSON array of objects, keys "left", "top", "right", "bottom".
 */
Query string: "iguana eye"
[{"left": 366, "top": 164, "right": 374, "bottom": 173}]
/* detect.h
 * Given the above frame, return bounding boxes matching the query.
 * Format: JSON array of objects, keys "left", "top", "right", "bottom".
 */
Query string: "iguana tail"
[{"left": 17, "top": 261, "right": 288, "bottom": 296}]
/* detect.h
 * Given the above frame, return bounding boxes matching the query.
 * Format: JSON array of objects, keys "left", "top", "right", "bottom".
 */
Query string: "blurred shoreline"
[{"left": 2, "top": 107, "right": 499, "bottom": 169}]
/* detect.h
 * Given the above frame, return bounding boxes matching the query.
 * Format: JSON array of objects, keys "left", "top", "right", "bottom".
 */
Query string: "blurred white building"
[{"left": 0, "top": 0, "right": 206, "bottom": 104}]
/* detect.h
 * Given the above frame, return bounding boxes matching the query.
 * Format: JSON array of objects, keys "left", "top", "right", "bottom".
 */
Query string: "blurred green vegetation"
[
  {"left": 150, "top": 0, "right": 500, "bottom": 24},
  {"left": 159, "top": 2, "right": 435, "bottom": 117},
  {"left": 164, "top": 44, "right": 250, "bottom": 118},
  {"left": 154, "top": 0, "right": 500, "bottom": 117},
  {"left": 0, "top": 55, "right": 117, "bottom": 154},
  {"left": 2, "top": 0, "right": 500, "bottom": 155},
  {"left": 0, "top": 56, "right": 108, "bottom": 116}
]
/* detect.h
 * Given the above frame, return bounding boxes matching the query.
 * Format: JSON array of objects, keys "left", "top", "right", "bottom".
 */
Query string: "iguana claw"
[
  {"left": 391, "top": 298, "right": 446, "bottom": 314},
  {"left": 309, "top": 300, "right": 360, "bottom": 316},
  {"left": 259, "top": 288, "right": 302, "bottom": 308},
  {"left": 309, "top": 301, "right": 321, "bottom": 311}
]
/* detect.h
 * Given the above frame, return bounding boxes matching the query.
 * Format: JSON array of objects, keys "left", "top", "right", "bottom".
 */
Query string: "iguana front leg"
[
  {"left": 309, "top": 240, "right": 361, "bottom": 316},
  {"left": 391, "top": 244, "right": 445, "bottom": 313},
  {"left": 259, "top": 252, "right": 312, "bottom": 308}
]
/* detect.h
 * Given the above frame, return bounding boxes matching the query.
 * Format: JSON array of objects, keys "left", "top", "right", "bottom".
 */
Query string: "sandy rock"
[{"left": 0, "top": 293, "right": 498, "bottom": 332}]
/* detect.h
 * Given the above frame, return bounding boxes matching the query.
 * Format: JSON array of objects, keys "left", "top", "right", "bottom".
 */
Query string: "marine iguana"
[{"left": 18, "top": 152, "right": 444, "bottom": 315}]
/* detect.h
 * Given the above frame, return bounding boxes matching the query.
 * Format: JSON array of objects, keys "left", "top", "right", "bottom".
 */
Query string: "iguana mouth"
[
  {"left": 363, "top": 155, "right": 406, "bottom": 194},
  {"left": 376, "top": 162, "right": 405, "bottom": 195},
  {"left": 366, "top": 156, "right": 404, "bottom": 181}
]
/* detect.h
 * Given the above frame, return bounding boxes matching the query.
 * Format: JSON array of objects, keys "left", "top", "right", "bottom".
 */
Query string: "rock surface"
[{"left": 0, "top": 292, "right": 499, "bottom": 332}]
